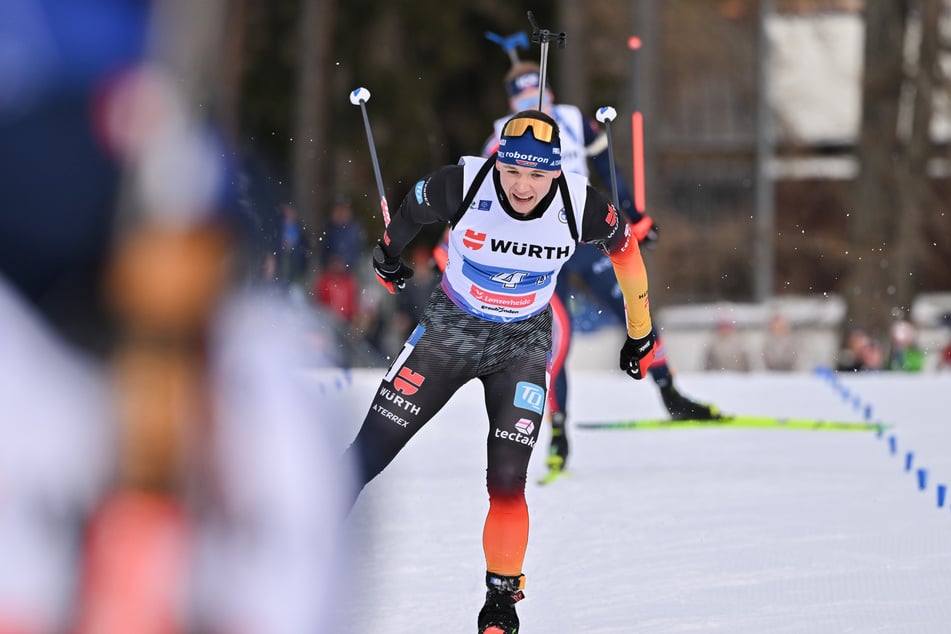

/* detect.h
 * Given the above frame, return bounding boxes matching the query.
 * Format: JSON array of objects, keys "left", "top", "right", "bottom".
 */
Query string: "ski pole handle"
[
  {"left": 596, "top": 106, "right": 621, "bottom": 211},
  {"left": 349, "top": 87, "right": 390, "bottom": 226},
  {"left": 527, "top": 11, "right": 567, "bottom": 112}
]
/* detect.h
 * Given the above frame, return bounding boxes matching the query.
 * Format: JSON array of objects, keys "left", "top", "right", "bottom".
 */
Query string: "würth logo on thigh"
[{"left": 393, "top": 367, "right": 425, "bottom": 395}]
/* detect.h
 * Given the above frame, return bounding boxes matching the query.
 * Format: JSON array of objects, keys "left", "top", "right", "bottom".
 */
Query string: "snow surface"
[{"left": 322, "top": 369, "right": 951, "bottom": 633}]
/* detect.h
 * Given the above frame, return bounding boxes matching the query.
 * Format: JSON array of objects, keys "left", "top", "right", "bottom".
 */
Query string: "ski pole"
[
  {"left": 349, "top": 87, "right": 390, "bottom": 226},
  {"left": 595, "top": 106, "right": 621, "bottom": 210},
  {"left": 485, "top": 30, "right": 530, "bottom": 66},
  {"left": 627, "top": 35, "right": 646, "bottom": 215},
  {"left": 526, "top": 11, "right": 566, "bottom": 111}
]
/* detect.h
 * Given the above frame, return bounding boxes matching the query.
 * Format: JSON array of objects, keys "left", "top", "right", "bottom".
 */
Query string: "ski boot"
[
  {"left": 546, "top": 411, "right": 570, "bottom": 472},
  {"left": 478, "top": 572, "right": 525, "bottom": 634},
  {"left": 660, "top": 384, "right": 722, "bottom": 421}
]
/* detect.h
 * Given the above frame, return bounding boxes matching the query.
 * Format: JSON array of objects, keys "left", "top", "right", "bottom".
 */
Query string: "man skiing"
[
  {"left": 345, "top": 110, "right": 657, "bottom": 633},
  {"left": 439, "top": 58, "right": 723, "bottom": 480}
]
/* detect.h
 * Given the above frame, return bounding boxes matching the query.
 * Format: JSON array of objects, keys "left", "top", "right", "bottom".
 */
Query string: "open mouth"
[{"left": 512, "top": 192, "right": 533, "bottom": 204}]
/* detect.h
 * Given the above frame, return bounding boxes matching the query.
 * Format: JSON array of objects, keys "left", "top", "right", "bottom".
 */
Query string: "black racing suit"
[{"left": 345, "top": 158, "right": 646, "bottom": 578}]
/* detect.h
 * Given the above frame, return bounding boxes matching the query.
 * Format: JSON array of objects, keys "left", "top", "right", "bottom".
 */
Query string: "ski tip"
[{"left": 537, "top": 469, "right": 569, "bottom": 486}]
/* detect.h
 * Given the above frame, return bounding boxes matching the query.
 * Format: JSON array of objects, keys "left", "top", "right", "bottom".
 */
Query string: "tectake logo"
[
  {"left": 494, "top": 419, "right": 536, "bottom": 448},
  {"left": 515, "top": 418, "right": 535, "bottom": 435}
]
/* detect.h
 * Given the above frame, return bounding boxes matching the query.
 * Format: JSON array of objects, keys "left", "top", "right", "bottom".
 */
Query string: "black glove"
[
  {"left": 619, "top": 329, "right": 656, "bottom": 380},
  {"left": 372, "top": 240, "right": 414, "bottom": 294}
]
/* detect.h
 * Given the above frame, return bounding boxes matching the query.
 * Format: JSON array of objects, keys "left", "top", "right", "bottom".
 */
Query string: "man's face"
[
  {"left": 510, "top": 88, "right": 553, "bottom": 114},
  {"left": 496, "top": 162, "right": 561, "bottom": 215}
]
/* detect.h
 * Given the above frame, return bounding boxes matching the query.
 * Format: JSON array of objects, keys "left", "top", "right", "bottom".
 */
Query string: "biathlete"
[
  {"left": 436, "top": 62, "right": 722, "bottom": 479},
  {"left": 344, "top": 110, "right": 657, "bottom": 634}
]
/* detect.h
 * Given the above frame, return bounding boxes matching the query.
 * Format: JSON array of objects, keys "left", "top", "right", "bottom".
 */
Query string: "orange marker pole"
[{"left": 628, "top": 36, "right": 646, "bottom": 215}]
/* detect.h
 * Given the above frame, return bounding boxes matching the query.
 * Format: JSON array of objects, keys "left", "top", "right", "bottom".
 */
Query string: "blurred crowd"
[
  {"left": 252, "top": 192, "right": 441, "bottom": 368},
  {"left": 259, "top": 192, "right": 951, "bottom": 375},
  {"left": 836, "top": 316, "right": 951, "bottom": 373},
  {"left": 250, "top": 181, "right": 951, "bottom": 376},
  {"left": 697, "top": 312, "right": 950, "bottom": 374}
]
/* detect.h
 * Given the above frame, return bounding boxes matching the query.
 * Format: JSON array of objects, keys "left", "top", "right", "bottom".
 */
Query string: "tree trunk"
[
  {"left": 294, "top": 0, "right": 337, "bottom": 256},
  {"left": 220, "top": 0, "right": 247, "bottom": 142},
  {"left": 892, "top": 0, "right": 939, "bottom": 320},
  {"left": 555, "top": 0, "right": 586, "bottom": 108},
  {"left": 844, "top": 0, "right": 908, "bottom": 344}
]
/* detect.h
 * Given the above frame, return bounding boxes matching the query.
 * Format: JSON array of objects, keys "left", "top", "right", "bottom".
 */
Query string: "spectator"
[
  {"left": 836, "top": 328, "right": 884, "bottom": 372},
  {"left": 394, "top": 243, "right": 439, "bottom": 335},
  {"left": 277, "top": 203, "right": 312, "bottom": 289},
  {"left": 349, "top": 271, "right": 396, "bottom": 362},
  {"left": 703, "top": 319, "right": 752, "bottom": 372},
  {"left": 314, "top": 253, "right": 358, "bottom": 322},
  {"left": 322, "top": 196, "right": 366, "bottom": 271},
  {"left": 762, "top": 313, "right": 798, "bottom": 371},
  {"left": 938, "top": 313, "right": 951, "bottom": 372},
  {"left": 888, "top": 319, "right": 924, "bottom": 372}
]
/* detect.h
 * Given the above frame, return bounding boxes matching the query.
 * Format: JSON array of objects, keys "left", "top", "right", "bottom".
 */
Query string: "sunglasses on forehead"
[{"left": 501, "top": 117, "right": 555, "bottom": 143}]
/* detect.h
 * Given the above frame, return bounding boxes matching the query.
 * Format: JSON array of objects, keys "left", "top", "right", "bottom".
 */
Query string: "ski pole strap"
[
  {"left": 450, "top": 155, "right": 497, "bottom": 229},
  {"left": 556, "top": 175, "right": 579, "bottom": 243}
]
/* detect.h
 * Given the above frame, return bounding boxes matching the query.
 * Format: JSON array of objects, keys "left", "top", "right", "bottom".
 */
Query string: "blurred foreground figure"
[{"left": 0, "top": 1, "right": 354, "bottom": 633}]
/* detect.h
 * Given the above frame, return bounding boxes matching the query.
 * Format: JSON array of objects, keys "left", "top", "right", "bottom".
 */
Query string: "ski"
[{"left": 576, "top": 416, "right": 889, "bottom": 432}]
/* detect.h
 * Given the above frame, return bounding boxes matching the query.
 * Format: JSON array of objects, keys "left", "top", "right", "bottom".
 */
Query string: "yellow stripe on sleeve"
[{"left": 606, "top": 225, "right": 653, "bottom": 339}]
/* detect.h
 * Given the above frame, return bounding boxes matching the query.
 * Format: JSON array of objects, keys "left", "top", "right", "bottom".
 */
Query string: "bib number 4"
[{"left": 489, "top": 271, "right": 528, "bottom": 288}]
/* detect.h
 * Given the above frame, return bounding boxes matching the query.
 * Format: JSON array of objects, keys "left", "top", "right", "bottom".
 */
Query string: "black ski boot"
[
  {"left": 660, "top": 384, "right": 722, "bottom": 421},
  {"left": 478, "top": 572, "right": 525, "bottom": 634},
  {"left": 546, "top": 411, "right": 570, "bottom": 471}
]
